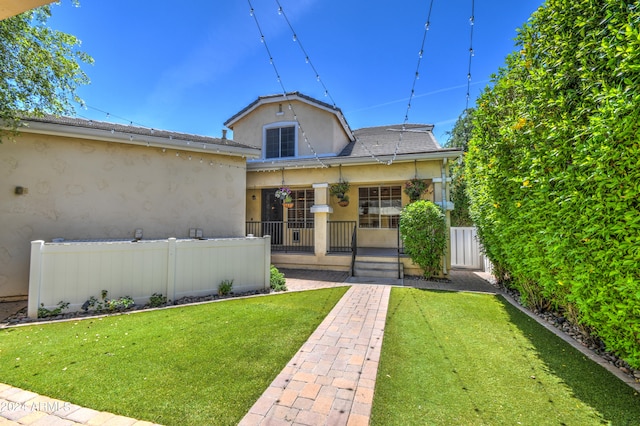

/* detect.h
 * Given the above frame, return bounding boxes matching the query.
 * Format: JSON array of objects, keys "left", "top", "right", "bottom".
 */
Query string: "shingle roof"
[
  {"left": 339, "top": 124, "right": 445, "bottom": 158},
  {"left": 23, "top": 115, "right": 257, "bottom": 150}
]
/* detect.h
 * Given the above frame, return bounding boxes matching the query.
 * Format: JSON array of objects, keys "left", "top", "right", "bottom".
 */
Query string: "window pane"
[
  {"left": 265, "top": 128, "right": 280, "bottom": 158},
  {"left": 281, "top": 126, "right": 295, "bottom": 157}
]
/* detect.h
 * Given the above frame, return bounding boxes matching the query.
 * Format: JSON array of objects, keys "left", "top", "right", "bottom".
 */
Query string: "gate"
[{"left": 450, "top": 227, "right": 483, "bottom": 270}]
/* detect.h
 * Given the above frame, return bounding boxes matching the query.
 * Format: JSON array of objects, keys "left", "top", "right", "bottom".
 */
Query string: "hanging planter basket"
[
  {"left": 283, "top": 202, "right": 294, "bottom": 208},
  {"left": 330, "top": 181, "right": 351, "bottom": 207},
  {"left": 404, "top": 178, "right": 429, "bottom": 202}
]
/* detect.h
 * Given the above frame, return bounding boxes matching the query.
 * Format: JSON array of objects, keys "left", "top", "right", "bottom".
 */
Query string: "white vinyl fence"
[
  {"left": 450, "top": 227, "right": 483, "bottom": 270},
  {"left": 28, "top": 236, "right": 271, "bottom": 318}
]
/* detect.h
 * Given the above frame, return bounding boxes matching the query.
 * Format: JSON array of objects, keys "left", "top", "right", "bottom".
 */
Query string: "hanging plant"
[
  {"left": 404, "top": 178, "right": 429, "bottom": 202},
  {"left": 275, "top": 187, "right": 292, "bottom": 204},
  {"left": 329, "top": 181, "right": 351, "bottom": 200}
]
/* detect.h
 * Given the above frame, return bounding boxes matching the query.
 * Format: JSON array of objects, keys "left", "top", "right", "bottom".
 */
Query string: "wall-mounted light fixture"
[
  {"left": 15, "top": 186, "right": 28, "bottom": 195},
  {"left": 252, "top": 194, "right": 257, "bottom": 201}
]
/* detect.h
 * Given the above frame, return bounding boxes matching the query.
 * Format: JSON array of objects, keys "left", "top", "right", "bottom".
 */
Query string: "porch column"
[{"left": 310, "top": 183, "right": 333, "bottom": 255}]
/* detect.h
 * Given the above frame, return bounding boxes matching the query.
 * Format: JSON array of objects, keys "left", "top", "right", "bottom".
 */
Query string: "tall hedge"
[{"left": 466, "top": 0, "right": 640, "bottom": 367}]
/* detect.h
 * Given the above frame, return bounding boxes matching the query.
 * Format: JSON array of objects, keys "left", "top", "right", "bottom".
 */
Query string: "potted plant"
[
  {"left": 330, "top": 181, "right": 351, "bottom": 206},
  {"left": 275, "top": 186, "right": 293, "bottom": 208},
  {"left": 404, "top": 178, "right": 429, "bottom": 202}
]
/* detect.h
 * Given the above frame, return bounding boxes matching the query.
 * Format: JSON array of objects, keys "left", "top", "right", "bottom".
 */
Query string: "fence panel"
[{"left": 28, "top": 237, "right": 270, "bottom": 318}]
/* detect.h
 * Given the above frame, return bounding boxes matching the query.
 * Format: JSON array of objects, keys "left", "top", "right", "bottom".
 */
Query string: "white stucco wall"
[{"left": 0, "top": 133, "right": 248, "bottom": 299}]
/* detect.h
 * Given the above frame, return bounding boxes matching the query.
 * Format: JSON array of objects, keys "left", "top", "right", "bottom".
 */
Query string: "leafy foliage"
[
  {"left": 218, "top": 279, "right": 234, "bottom": 296},
  {"left": 403, "top": 178, "right": 429, "bottom": 202},
  {"left": 466, "top": 0, "right": 640, "bottom": 367},
  {"left": 0, "top": 4, "right": 92, "bottom": 140},
  {"left": 82, "top": 291, "right": 135, "bottom": 313},
  {"left": 399, "top": 201, "right": 447, "bottom": 278},
  {"left": 446, "top": 108, "right": 474, "bottom": 226},
  {"left": 270, "top": 265, "right": 287, "bottom": 292},
  {"left": 38, "top": 301, "right": 70, "bottom": 318}
]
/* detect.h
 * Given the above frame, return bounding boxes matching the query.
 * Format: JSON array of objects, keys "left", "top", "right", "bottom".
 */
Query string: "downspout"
[{"left": 442, "top": 158, "right": 448, "bottom": 276}]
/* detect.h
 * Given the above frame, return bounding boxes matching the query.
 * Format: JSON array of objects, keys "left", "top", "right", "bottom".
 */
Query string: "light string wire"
[
  {"left": 248, "top": 0, "right": 327, "bottom": 168},
  {"left": 274, "top": 0, "right": 435, "bottom": 166},
  {"left": 361, "top": 0, "right": 436, "bottom": 166},
  {"left": 465, "top": 0, "right": 475, "bottom": 110},
  {"left": 274, "top": 0, "right": 338, "bottom": 110}
]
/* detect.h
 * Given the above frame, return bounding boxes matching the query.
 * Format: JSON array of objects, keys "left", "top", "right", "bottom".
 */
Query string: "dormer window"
[{"left": 265, "top": 124, "right": 296, "bottom": 159}]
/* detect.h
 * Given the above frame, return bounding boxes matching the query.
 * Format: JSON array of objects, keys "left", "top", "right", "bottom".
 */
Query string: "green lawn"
[
  {"left": 0, "top": 287, "right": 348, "bottom": 425},
  {"left": 371, "top": 288, "right": 640, "bottom": 425}
]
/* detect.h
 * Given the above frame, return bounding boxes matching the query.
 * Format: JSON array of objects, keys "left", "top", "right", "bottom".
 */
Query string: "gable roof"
[
  {"left": 224, "top": 92, "right": 354, "bottom": 142},
  {"left": 18, "top": 115, "right": 261, "bottom": 158}
]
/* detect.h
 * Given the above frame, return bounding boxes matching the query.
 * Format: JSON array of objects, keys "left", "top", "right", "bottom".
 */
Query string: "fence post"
[
  {"left": 264, "top": 235, "right": 271, "bottom": 290},
  {"left": 167, "top": 238, "right": 177, "bottom": 302},
  {"left": 27, "top": 240, "right": 45, "bottom": 319}
]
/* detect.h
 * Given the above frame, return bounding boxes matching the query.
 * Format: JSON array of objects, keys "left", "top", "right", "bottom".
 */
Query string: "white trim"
[
  {"left": 262, "top": 121, "right": 298, "bottom": 160},
  {"left": 311, "top": 205, "right": 332, "bottom": 213}
]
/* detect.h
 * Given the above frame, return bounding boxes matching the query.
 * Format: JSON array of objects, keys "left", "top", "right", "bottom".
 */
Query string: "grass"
[
  {"left": 371, "top": 288, "right": 640, "bottom": 425},
  {"left": 0, "top": 287, "right": 348, "bottom": 425}
]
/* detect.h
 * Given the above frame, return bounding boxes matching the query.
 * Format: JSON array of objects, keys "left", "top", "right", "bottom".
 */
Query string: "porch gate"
[{"left": 450, "top": 227, "right": 483, "bottom": 270}]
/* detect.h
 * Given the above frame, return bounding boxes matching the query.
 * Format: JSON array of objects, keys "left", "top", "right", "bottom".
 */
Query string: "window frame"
[
  {"left": 358, "top": 185, "right": 402, "bottom": 229},
  {"left": 287, "top": 189, "right": 314, "bottom": 229},
  {"left": 263, "top": 122, "right": 297, "bottom": 159}
]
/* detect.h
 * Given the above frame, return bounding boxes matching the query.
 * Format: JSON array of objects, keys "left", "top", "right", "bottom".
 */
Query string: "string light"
[
  {"left": 273, "top": 0, "right": 338, "bottom": 110},
  {"left": 247, "top": 0, "right": 328, "bottom": 168},
  {"left": 466, "top": 0, "right": 476, "bottom": 110}
]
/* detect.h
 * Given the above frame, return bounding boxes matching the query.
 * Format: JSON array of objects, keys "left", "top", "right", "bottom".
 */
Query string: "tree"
[
  {"left": 466, "top": 0, "right": 640, "bottom": 368},
  {"left": 445, "top": 108, "right": 474, "bottom": 227},
  {"left": 0, "top": 4, "right": 92, "bottom": 140}
]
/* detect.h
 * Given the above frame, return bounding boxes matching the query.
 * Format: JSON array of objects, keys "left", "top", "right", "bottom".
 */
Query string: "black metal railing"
[
  {"left": 351, "top": 225, "right": 357, "bottom": 276},
  {"left": 327, "top": 221, "right": 356, "bottom": 253},
  {"left": 246, "top": 221, "right": 314, "bottom": 253}
]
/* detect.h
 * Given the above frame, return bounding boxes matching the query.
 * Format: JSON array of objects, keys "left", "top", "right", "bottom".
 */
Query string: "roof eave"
[
  {"left": 16, "top": 120, "right": 261, "bottom": 159},
  {"left": 247, "top": 149, "right": 463, "bottom": 171}
]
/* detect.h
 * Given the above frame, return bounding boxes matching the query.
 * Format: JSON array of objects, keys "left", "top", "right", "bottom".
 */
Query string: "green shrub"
[
  {"left": 148, "top": 293, "right": 168, "bottom": 308},
  {"left": 399, "top": 201, "right": 447, "bottom": 278},
  {"left": 270, "top": 265, "right": 287, "bottom": 292},
  {"left": 466, "top": 0, "right": 640, "bottom": 367},
  {"left": 218, "top": 280, "right": 233, "bottom": 296},
  {"left": 81, "top": 290, "right": 135, "bottom": 313},
  {"left": 38, "top": 301, "right": 70, "bottom": 318}
]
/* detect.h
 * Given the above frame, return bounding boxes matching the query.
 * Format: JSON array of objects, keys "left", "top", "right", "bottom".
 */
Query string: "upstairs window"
[{"left": 265, "top": 126, "right": 296, "bottom": 158}]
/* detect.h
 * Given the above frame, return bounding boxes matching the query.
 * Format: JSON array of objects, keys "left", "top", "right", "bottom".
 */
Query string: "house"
[
  {"left": 0, "top": 116, "right": 260, "bottom": 301},
  {"left": 1, "top": 91, "right": 461, "bottom": 302},
  {"left": 226, "top": 92, "right": 462, "bottom": 279}
]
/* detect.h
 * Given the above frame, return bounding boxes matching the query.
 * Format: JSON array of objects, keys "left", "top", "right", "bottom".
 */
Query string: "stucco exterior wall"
[
  {"left": 0, "top": 133, "right": 247, "bottom": 299},
  {"left": 231, "top": 100, "right": 350, "bottom": 157}
]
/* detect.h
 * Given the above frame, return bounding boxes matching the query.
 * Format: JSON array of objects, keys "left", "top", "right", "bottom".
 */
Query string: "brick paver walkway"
[{"left": 239, "top": 285, "right": 390, "bottom": 426}]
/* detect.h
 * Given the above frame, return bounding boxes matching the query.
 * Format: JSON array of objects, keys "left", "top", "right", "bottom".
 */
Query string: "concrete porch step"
[{"left": 353, "top": 259, "right": 403, "bottom": 280}]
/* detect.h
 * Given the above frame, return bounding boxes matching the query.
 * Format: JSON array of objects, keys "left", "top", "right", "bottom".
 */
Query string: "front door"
[{"left": 261, "top": 189, "right": 283, "bottom": 245}]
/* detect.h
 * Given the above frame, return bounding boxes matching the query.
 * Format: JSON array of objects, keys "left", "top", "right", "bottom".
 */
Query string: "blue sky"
[{"left": 48, "top": 0, "right": 544, "bottom": 144}]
